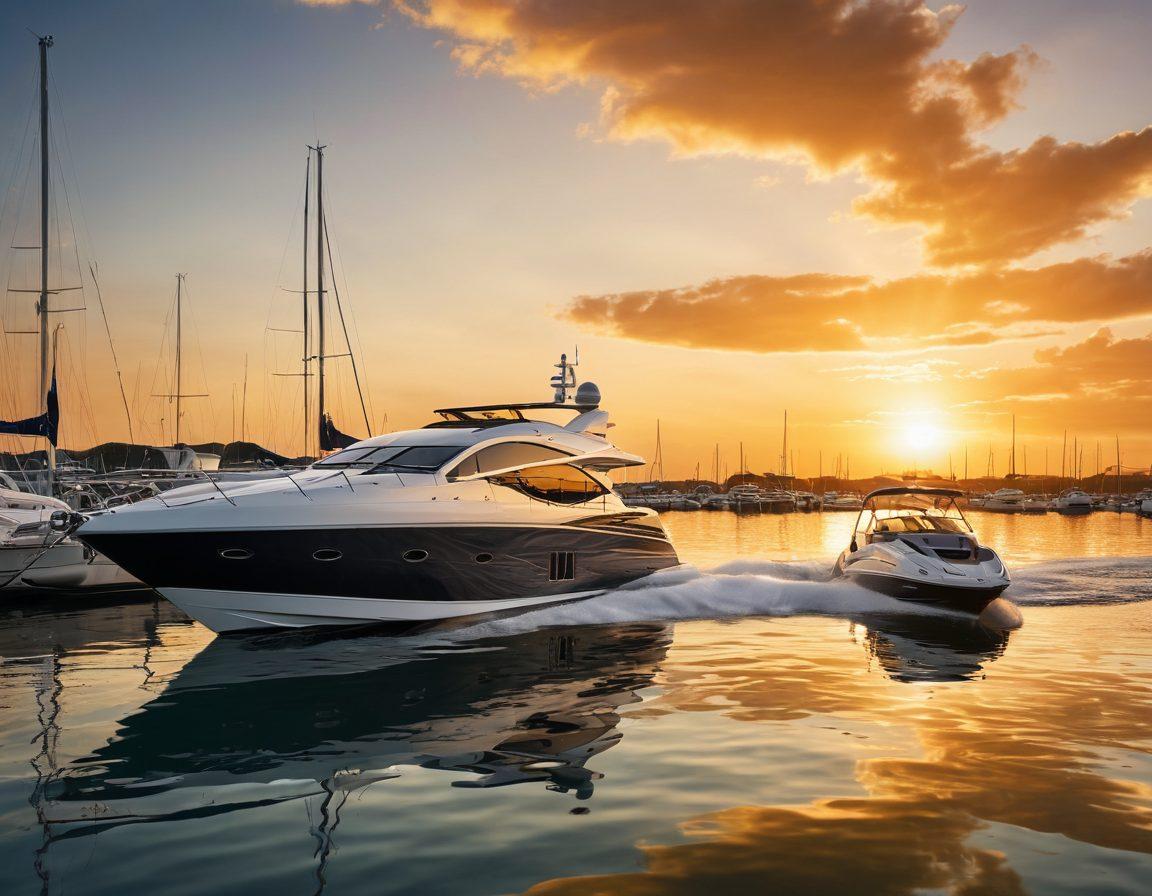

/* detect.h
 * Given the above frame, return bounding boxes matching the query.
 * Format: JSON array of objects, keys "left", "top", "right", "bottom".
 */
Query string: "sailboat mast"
[
  {"left": 1010, "top": 414, "right": 1016, "bottom": 477},
  {"left": 315, "top": 144, "right": 327, "bottom": 447},
  {"left": 38, "top": 35, "right": 55, "bottom": 484},
  {"left": 303, "top": 150, "right": 311, "bottom": 457},
  {"left": 781, "top": 410, "right": 788, "bottom": 477},
  {"left": 241, "top": 353, "right": 248, "bottom": 442},
  {"left": 174, "top": 273, "right": 184, "bottom": 444}
]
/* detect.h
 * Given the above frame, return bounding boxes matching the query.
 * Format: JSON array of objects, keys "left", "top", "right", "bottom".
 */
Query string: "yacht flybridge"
[
  {"left": 833, "top": 487, "right": 1010, "bottom": 612},
  {"left": 77, "top": 354, "right": 681, "bottom": 633}
]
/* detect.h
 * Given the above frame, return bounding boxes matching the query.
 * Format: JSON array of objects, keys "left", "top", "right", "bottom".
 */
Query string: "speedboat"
[
  {"left": 833, "top": 487, "right": 1010, "bottom": 612},
  {"left": 1052, "top": 488, "right": 1093, "bottom": 515},
  {"left": 76, "top": 354, "right": 681, "bottom": 633}
]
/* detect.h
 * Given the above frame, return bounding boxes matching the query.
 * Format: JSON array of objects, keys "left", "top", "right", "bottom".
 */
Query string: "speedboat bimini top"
[{"left": 833, "top": 487, "right": 1009, "bottom": 612}]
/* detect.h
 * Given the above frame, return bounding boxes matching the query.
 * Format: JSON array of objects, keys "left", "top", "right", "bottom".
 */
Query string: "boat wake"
[
  {"left": 1004, "top": 556, "right": 1152, "bottom": 606},
  {"left": 459, "top": 554, "right": 1152, "bottom": 638}
]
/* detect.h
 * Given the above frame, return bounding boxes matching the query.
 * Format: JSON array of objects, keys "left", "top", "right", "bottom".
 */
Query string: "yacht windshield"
[
  {"left": 366, "top": 445, "right": 466, "bottom": 473},
  {"left": 314, "top": 446, "right": 397, "bottom": 468},
  {"left": 315, "top": 445, "right": 465, "bottom": 471}
]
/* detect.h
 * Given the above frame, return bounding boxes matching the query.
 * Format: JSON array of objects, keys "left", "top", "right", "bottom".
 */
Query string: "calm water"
[{"left": 1, "top": 512, "right": 1150, "bottom": 895}]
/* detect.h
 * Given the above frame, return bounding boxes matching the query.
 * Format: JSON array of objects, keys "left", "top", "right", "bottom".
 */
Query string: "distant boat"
[
  {"left": 982, "top": 488, "right": 1027, "bottom": 513},
  {"left": 1051, "top": 488, "right": 1092, "bottom": 515},
  {"left": 823, "top": 491, "right": 863, "bottom": 512}
]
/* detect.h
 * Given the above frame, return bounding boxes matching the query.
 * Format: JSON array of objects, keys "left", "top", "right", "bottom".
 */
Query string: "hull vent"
[{"left": 549, "top": 551, "right": 575, "bottom": 581}]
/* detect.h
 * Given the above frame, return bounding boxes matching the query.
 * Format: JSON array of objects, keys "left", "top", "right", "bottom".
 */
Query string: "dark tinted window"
[
  {"left": 367, "top": 446, "right": 466, "bottom": 472},
  {"left": 492, "top": 464, "right": 609, "bottom": 505},
  {"left": 474, "top": 442, "right": 570, "bottom": 474},
  {"left": 447, "top": 453, "right": 480, "bottom": 479},
  {"left": 315, "top": 446, "right": 406, "bottom": 468}
]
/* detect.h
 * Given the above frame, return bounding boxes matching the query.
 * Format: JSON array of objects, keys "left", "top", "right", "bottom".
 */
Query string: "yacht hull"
[
  {"left": 80, "top": 523, "right": 679, "bottom": 632},
  {"left": 1, "top": 542, "right": 89, "bottom": 590}
]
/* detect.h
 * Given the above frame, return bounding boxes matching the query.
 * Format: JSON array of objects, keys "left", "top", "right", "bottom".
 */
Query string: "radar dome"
[{"left": 575, "top": 382, "right": 601, "bottom": 408}]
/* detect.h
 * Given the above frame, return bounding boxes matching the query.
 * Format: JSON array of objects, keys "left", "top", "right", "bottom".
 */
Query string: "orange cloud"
[
  {"left": 858, "top": 128, "right": 1152, "bottom": 266},
  {"left": 839, "top": 328, "right": 1152, "bottom": 435},
  {"left": 563, "top": 252, "right": 1152, "bottom": 353},
  {"left": 965, "top": 328, "right": 1152, "bottom": 416},
  {"left": 397, "top": 0, "right": 1152, "bottom": 266}
]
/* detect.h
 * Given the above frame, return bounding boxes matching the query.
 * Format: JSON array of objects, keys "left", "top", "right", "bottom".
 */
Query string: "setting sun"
[{"left": 902, "top": 422, "right": 942, "bottom": 454}]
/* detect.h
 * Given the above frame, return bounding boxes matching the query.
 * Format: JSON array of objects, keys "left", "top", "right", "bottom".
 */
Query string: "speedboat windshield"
[
  {"left": 858, "top": 492, "right": 973, "bottom": 536},
  {"left": 871, "top": 512, "right": 970, "bottom": 534},
  {"left": 314, "top": 445, "right": 466, "bottom": 472},
  {"left": 866, "top": 493, "right": 961, "bottom": 514}
]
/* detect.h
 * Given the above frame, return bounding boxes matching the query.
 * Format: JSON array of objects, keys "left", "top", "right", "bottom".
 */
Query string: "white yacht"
[
  {"left": 77, "top": 355, "right": 681, "bottom": 633},
  {"left": 1, "top": 487, "right": 143, "bottom": 592},
  {"left": 981, "top": 488, "right": 1027, "bottom": 513},
  {"left": 1051, "top": 488, "right": 1093, "bottom": 515},
  {"left": 823, "top": 492, "right": 864, "bottom": 512},
  {"left": 1, "top": 487, "right": 89, "bottom": 589}
]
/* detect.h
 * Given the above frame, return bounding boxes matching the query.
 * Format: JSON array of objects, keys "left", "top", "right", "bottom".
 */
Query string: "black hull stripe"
[
  {"left": 847, "top": 571, "right": 1007, "bottom": 612},
  {"left": 80, "top": 525, "right": 680, "bottom": 602}
]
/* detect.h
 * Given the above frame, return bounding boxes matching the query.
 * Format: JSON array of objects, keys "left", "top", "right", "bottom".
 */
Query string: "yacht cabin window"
[
  {"left": 491, "top": 464, "right": 609, "bottom": 505},
  {"left": 447, "top": 442, "right": 571, "bottom": 479}
]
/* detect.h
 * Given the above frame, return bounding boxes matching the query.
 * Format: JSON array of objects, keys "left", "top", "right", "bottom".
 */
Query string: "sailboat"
[
  {"left": 152, "top": 272, "right": 220, "bottom": 471},
  {"left": 268, "top": 145, "right": 371, "bottom": 460},
  {"left": 0, "top": 37, "right": 141, "bottom": 592}
]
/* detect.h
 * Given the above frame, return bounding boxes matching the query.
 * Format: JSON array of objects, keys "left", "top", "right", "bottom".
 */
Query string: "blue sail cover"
[
  {"left": 319, "top": 413, "right": 357, "bottom": 452},
  {"left": 0, "top": 370, "right": 59, "bottom": 447}
]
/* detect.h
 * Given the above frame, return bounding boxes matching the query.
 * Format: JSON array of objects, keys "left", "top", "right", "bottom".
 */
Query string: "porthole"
[
  {"left": 403, "top": 549, "right": 429, "bottom": 563},
  {"left": 313, "top": 549, "right": 342, "bottom": 562},
  {"left": 219, "top": 548, "right": 253, "bottom": 560},
  {"left": 474, "top": 553, "right": 494, "bottom": 564}
]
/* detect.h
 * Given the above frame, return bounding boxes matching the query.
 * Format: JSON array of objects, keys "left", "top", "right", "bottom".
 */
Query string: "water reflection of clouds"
[
  {"left": 526, "top": 610, "right": 1152, "bottom": 894},
  {"left": 525, "top": 798, "right": 1026, "bottom": 896}
]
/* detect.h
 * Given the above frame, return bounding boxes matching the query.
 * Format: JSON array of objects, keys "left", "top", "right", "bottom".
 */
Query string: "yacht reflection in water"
[{"left": 44, "top": 622, "right": 672, "bottom": 830}]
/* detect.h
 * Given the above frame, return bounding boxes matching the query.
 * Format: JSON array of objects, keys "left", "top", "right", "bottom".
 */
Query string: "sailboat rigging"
[
  {"left": 1, "top": 36, "right": 66, "bottom": 494},
  {"left": 152, "top": 273, "right": 209, "bottom": 446},
  {"left": 274, "top": 144, "right": 373, "bottom": 457}
]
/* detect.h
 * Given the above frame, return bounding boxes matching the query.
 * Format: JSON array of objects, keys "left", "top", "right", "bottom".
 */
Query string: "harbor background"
[{"left": 1, "top": 511, "right": 1149, "bottom": 896}]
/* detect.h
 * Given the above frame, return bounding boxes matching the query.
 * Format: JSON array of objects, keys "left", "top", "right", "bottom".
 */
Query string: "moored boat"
[{"left": 1051, "top": 488, "right": 1093, "bottom": 515}]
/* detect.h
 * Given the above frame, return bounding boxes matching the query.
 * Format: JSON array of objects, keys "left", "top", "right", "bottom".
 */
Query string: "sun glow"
[{"left": 900, "top": 419, "right": 943, "bottom": 454}]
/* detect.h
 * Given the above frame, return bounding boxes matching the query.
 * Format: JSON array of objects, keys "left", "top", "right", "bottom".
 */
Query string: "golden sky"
[{"left": 1, "top": 0, "right": 1150, "bottom": 477}]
